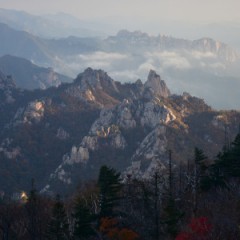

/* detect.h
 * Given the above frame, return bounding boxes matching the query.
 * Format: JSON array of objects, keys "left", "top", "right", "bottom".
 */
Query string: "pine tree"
[
  {"left": 162, "top": 150, "right": 183, "bottom": 238},
  {"left": 212, "top": 133, "right": 240, "bottom": 180},
  {"left": 192, "top": 147, "right": 207, "bottom": 216},
  {"left": 25, "top": 179, "right": 40, "bottom": 240},
  {"left": 98, "top": 165, "right": 121, "bottom": 218},
  {"left": 73, "top": 198, "right": 95, "bottom": 239},
  {"left": 225, "top": 133, "right": 240, "bottom": 177},
  {"left": 25, "top": 179, "right": 52, "bottom": 240},
  {"left": 46, "top": 195, "right": 69, "bottom": 240}
]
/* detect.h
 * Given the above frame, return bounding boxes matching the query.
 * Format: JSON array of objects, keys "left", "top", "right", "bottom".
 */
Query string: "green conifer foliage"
[
  {"left": 98, "top": 165, "right": 122, "bottom": 218},
  {"left": 46, "top": 195, "right": 69, "bottom": 240},
  {"left": 215, "top": 133, "right": 240, "bottom": 178},
  {"left": 73, "top": 198, "right": 95, "bottom": 239}
]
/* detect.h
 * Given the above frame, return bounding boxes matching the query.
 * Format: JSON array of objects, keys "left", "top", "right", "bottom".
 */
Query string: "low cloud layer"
[{"left": 57, "top": 48, "right": 240, "bottom": 109}]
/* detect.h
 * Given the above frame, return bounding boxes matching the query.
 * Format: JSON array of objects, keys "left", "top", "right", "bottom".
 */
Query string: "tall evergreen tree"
[
  {"left": 46, "top": 195, "right": 69, "bottom": 240},
  {"left": 25, "top": 179, "right": 40, "bottom": 240},
  {"left": 73, "top": 197, "right": 95, "bottom": 240},
  {"left": 98, "top": 165, "right": 121, "bottom": 218},
  {"left": 162, "top": 150, "right": 183, "bottom": 238},
  {"left": 192, "top": 147, "right": 207, "bottom": 216},
  {"left": 212, "top": 133, "right": 240, "bottom": 180}
]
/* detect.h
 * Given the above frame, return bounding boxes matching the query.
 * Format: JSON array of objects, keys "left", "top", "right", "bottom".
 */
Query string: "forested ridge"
[{"left": 1, "top": 132, "right": 240, "bottom": 240}]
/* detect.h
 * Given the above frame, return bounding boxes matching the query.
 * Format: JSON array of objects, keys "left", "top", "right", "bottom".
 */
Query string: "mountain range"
[
  {"left": 0, "top": 19, "right": 240, "bottom": 109},
  {"left": 0, "top": 67, "right": 239, "bottom": 195},
  {"left": 1, "top": 8, "right": 240, "bottom": 195}
]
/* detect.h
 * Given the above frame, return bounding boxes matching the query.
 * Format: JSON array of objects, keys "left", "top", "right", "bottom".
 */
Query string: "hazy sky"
[{"left": 0, "top": 0, "right": 239, "bottom": 23}]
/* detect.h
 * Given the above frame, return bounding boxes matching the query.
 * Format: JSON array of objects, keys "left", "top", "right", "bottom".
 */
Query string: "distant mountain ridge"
[
  {"left": 0, "top": 22, "right": 240, "bottom": 109},
  {"left": 0, "top": 8, "right": 104, "bottom": 38},
  {"left": 0, "top": 22, "right": 52, "bottom": 66},
  {"left": 0, "top": 55, "right": 72, "bottom": 89},
  {"left": 109, "top": 30, "right": 239, "bottom": 62}
]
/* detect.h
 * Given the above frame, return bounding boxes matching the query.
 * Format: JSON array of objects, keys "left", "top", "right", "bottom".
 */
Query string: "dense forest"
[{"left": 1, "top": 132, "right": 240, "bottom": 240}]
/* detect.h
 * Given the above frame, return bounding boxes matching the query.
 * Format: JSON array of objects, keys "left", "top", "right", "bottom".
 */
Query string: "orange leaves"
[
  {"left": 117, "top": 228, "right": 139, "bottom": 240},
  {"left": 100, "top": 217, "right": 118, "bottom": 233},
  {"left": 100, "top": 217, "right": 139, "bottom": 240}
]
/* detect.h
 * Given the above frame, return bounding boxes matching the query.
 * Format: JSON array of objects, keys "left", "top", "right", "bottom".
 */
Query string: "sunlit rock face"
[
  {"left": 65, "top": 68, "right": 120, "bottom": 106},
  {"left": 44, "top": 69, "right": 178, "bottom": 192},
  {"left": 144, "top": 70, "right": 170, "bottom": 98},
  {"left": 4, "top": 66, "right": 240, "bottom": 195}
]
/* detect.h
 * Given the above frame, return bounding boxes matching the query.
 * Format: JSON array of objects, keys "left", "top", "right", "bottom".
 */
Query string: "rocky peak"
[
  {"left": 65, "top": 68, "right": 120, "bottom": 106},
  {"left": 144, "top": 70, "right": 170, "bottom": 98},
  {"left": 75, "top": 67, "right": 119, "bottom": 92}
]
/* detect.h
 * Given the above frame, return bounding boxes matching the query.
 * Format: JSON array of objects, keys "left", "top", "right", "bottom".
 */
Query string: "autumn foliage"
[
  {"left": 175, "top": 217, "right": 212, "bottom": 240},
  {"left": 100, "top": 217, "right": 139, "bottom": 240}
]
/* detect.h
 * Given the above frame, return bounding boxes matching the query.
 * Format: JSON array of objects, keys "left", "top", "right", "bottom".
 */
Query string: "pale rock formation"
[
  {"left": 212, "top": 115, "right": 228, "bottom": 130},
  {"left": 124, "top": 125, "right": 168, "bottom": 179},
  {"left": 43, "top": 69, "right": 179, "bottom": 191},
  {"left": 22, "top": 100, "right": 45, "bottom": 123},
  {"left": 144, "top": 70, "right": 170, "bottom": 98}
]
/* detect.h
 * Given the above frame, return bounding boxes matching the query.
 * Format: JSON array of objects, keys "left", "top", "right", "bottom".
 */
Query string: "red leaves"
[
  {"left": 176, "top": 217, "right": 212, "bottom": 240},
  {"left": 189, "top": 217, "right": 212, "bottom": 235}
]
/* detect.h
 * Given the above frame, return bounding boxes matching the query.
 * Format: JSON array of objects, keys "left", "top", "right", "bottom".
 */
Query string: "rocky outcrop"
[
  {"left": 144, "top": 70, "right": 170, "bottom": 98},
  {"left": 75, "top": 67, "right": 119, "bottom": 92},
  {"left": 2, "top": 66, "right": 239, "bottom": 195},
  {"left": 123, "top": 125, "right": 168, "bottom": 179},
  {"left": 65, "top": 68, "right": 171, "bottom": 108},
  {"left": 13, "top": 100, "right": 45, "bottom": 125},
  {"left": 44, "top": 72, "right": 177, "bottom": 191},
  {"left": 65, "top": 68, "right": 120, "bottom": 106}
]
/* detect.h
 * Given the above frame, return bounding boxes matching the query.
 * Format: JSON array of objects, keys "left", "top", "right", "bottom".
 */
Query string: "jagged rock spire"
[{"left": 144, "top": 70, "right": 170, "bottom": 98}]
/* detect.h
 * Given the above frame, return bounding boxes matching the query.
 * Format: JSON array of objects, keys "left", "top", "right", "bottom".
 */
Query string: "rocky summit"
[
  {"left": 0, "top": 68, "right": 240, "bottom": 194},
  {"left": 37, "top": 68, "right": 240, "bottom": 194}
]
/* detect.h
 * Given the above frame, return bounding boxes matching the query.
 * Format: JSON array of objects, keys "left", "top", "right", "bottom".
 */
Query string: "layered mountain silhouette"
[
  {"left": 0, "top": 55, "right": 71, "bottom": 89},
  {"left": 0, "top": 21, "right": 240, "bottom": 109}
]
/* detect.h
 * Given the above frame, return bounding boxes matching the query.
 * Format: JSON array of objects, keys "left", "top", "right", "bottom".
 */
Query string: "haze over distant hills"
[
  {"left": 0, "top": 55, "right": 71, "bottom": 89},
  {"left": 1, "top": 8, "right": 240, "bottom": 50},
  {"left": 0, "top": 8, "right": 106, "bottom": 38},
  {"left": 0, "top": 8, "right": 240, "bottom": 109}
]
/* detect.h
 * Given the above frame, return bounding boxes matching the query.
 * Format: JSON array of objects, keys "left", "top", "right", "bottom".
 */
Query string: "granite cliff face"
[
  {"left": 144, "top": 70, "right": 170, "bottom": 98},
  {"left": 65, "top": 68, "right": 120, "bottom": 107},
  {"left": 42, "top": 68, "right": 240, "bottom": 194},
  {"left": 1, "top": 67, "right": 240, "bottom": 194},
  {"left": 44, "top": 69, "right": 173, "bottom": 192}
]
